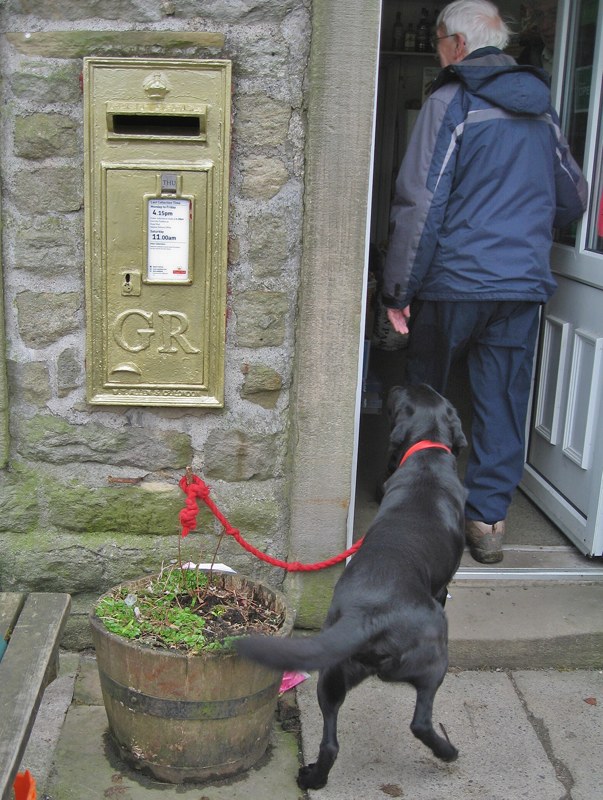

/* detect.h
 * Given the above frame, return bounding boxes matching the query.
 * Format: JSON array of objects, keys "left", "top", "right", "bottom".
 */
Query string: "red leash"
[{"left": 178, "top": 473, "right": 364, "bottom": 572}]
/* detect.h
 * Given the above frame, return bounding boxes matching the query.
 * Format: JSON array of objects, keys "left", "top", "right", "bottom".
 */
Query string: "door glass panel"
[
  {"left": 588, "top": 105, "right": 603, "bottom": 253},
  {"left": 518, "top": 1, "right": 558, "bottom": 74},
  {"left": 556, "top": 0, "right": 599, "bottom": 245}
]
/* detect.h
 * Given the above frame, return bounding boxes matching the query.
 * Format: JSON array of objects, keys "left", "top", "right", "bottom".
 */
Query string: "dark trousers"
[{"left": 405, "top": 300, "right": 541, "bottom": 523}]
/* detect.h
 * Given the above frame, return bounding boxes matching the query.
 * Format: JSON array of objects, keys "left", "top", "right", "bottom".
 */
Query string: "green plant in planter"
[{"left": 94, "top": 566, "right": 284, "bottom": 655}]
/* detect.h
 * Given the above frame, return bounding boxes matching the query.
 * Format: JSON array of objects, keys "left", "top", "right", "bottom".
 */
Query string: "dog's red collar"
[{"left": 399, "top": 440, "right": 451, "bottom": 467}]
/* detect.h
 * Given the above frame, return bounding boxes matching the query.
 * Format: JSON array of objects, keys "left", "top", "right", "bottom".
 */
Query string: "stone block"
[
  {"left": 204, "top": 428, "right": 283, "bottom": 481},
  {"left": 44, "top": 480, "right": 195, "bottom": 535},
  {"left": 57, "top": 347, "right": 82, "bottom": 396},
  {"left": 15, "top": 291, "right": 81, "bottom": 349},
  {"left": 222, "top": 493, "right": 280, "bottom": 540},
  {"left": 13, "top": 216, "right": 80, "bottom": 276},
  {"left": 0, "top": 532, "right": 163, "bottom": 594},
  {"left": 15, "top": 113, "right": 79, "bottom": 159},
  {"left": 240, "top": 155, "right": 289, "bottom": 200},
  {"left": 146, "top": 0, "right": 299, "bottom": 23},
  {"left": 5, "top": 30, "right": 223, "bottom": 57},
  {"left": 10, "top": 0, "right": 152, "bottom": 21},
  {"left": 248, "top": 213, "right": 289, "bottom": 278},
  {"left": 287, "top": 567, "right": 342, "bottom": 629},
  {"left": 234, "top": 291, "right": 287, "bottom": 347},
  {"left": 16, "top": 414, "right": 192, "bottom": 469},
  {"left": 241, "top": 363, "right": 283, "bottom": 408},
  {"left": 11, "top": 64, "right": 83, "bottom": 104},
  {"left": 12, "top": 166, "right": 82, "bottom": 214},
  {"left": 235, "top": 94, "right": 290, "bottom": 148},
  {"left": 0, "top": 468, "right": 41, "bottom": 534},
  {"left": 8, "top": 360, "right": 51, "bottom": 406},
  {"left": 234, "top": 31, "right": 290, "bottom": 80}
]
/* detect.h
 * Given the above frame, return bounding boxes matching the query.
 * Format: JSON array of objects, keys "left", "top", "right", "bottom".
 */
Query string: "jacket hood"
[{"left": 437, "top": 48, "right": 551, "bottom": 115}]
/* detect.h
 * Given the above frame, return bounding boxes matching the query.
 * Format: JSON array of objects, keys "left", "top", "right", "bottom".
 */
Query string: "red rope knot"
[{"left": 178, "top": 474, "right": 211, "bottom": 537}]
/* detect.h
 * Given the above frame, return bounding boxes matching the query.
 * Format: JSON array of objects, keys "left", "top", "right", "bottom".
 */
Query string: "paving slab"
[
  {"left": 297, "top": 671, "right": 567, "bottom": 800},
  {"left": 42, "top": 656, "right": 304, "bottom": 800},
  {"left": 512, "top": 670, "right": 603, "bottom": 800},
  {"left": 46, "top": 705, "right": 303, "bottom": 800}
]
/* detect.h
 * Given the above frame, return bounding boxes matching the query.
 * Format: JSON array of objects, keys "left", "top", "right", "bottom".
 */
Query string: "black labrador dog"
[{"left": 236, "top": 384, "right": 467, "bottom": 790}]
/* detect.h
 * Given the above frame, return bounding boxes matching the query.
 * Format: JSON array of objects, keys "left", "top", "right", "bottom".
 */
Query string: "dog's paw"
[
  {"left": 438, "top": 743, "right": 459, "bottom": 762},
  {"left": 297, "top": 764, "right": 328, "bottom": 790}
]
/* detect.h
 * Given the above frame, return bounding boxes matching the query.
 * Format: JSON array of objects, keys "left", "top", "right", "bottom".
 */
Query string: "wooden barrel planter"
[{"left": 89, "top": 572, "right": 295, "bottom": 784}]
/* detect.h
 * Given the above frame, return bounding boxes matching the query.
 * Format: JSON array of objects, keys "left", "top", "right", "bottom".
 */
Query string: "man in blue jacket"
[{"left": 382, "top": 0, "right": 587, "bottom": 563}]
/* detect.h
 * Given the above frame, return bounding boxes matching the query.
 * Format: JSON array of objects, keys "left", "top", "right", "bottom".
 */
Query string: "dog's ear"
[
  {"left": 387, "top": 387, "right": 416, "bottom": 444},
  {"left": 385, "top": 386, "right": 414, "bottom": 475},
  {"left": 445, "top": 402, "right": 467, "bottom": 456},
  {"left": 387, "top": 386, "right": 405, "bottom": 419},
  {"left": 387, "top": 386, "right": 414, "bottom": 426}
]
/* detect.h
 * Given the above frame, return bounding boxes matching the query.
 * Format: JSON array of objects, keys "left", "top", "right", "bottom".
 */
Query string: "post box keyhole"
[{"left": 121, "top": 270, "right": 141, "bottom": 297}]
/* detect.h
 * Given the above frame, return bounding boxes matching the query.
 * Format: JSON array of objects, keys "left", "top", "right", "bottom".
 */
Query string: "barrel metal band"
[{"left": 98, "top": 669, "right": 280, "bottom": 720}]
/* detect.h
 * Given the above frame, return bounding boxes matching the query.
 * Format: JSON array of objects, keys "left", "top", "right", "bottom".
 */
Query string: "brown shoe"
[{"left": 465, "top": 519, "right": 505, "bottom": 564}]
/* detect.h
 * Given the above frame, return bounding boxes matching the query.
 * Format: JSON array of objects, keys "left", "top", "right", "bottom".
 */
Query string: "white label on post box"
[{"left": 147, "top": 198, "right": 190, "bottom": 281}]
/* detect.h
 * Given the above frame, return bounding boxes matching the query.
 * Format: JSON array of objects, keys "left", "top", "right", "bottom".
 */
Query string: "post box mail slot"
[
  {"left": 84, "top": 58, "right": 231, "bottom": 407},
  {"left": 106, "top": 102, "right": 207, "bottom": 140}
]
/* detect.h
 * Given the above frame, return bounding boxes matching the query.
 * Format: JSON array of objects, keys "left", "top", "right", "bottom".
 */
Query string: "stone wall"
[{"left": 0, "top": 0, "right": 311, "bottom": 647}]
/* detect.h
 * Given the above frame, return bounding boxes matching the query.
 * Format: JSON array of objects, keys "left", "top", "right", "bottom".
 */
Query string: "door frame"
[{"left": 285, "top": 0, "right": 382, "bottom": 627}]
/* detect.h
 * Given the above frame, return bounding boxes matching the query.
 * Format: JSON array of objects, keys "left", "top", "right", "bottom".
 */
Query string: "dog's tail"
[{"left": 235, "top": 615, "right": 371, "bottom": 672}]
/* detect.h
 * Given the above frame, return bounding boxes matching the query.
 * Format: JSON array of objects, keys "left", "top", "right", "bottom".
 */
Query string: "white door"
[{"left": 522, "top": 0, "right": 603, "bottom": 556}]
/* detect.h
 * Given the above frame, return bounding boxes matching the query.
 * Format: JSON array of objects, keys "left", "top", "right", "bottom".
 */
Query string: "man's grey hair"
[{"left": 437, "top": 0, "right": 511, "bottom": 53}]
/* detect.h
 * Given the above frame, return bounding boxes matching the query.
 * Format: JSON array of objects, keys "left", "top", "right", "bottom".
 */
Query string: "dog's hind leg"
[
  {"left": 297, "top": 664, "right": 345, "bottom": 790},
  {"left": 410, "top": 673, "right": 458, "bottom": 762},
  {"left": 297, "top": 661, "right": 368, "bottom": 790}
]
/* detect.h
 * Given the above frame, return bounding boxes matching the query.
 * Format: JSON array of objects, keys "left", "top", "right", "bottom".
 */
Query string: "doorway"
[{"left": 352, "top": 0, "right": 600, "bottom": 574}]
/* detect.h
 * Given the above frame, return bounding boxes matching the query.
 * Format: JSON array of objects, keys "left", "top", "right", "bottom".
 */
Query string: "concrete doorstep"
[{"left": 446, "top": 580, "right": 603, "bottom": 670}]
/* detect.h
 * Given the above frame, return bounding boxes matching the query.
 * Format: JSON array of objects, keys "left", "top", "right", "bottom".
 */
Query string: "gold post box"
[{"left": 83, "top": 57, "right": 231, "bottom": 407}]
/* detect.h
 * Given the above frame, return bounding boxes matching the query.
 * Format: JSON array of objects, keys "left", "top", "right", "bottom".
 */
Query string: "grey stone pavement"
[{"left": 18, "top": 575, "right": 603, "bottom": 800}]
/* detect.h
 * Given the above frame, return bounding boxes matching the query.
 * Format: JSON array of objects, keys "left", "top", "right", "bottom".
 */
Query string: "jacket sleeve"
[
  {"left": 381, "top": 90, "right": 455, "bottom": 308},
  {"left": 551, "top": 110, "right": 588, "bottom": 229}
]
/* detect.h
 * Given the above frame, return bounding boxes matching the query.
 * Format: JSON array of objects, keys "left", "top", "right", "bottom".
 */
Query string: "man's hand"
[{"left": 386, "top": 306, "right": 411, "bottom": 335}]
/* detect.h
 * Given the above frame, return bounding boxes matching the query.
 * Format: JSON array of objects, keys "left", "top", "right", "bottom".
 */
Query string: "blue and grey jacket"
[{"left": 382, "top": 48, "right": 588, "bottom": 309}]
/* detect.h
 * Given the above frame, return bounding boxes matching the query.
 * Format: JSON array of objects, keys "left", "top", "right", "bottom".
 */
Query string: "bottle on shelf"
[
  {"left": 432, "top": 8, "right": 441, "bottom": 42},
  {"left": 392, "top": 11, "right": 404, "bottom": 51},
  {"left": 415, "top": 7, "right": 432, "bottom": 52},
  {"left": 404, "top": 22, "right": 416, "bottom": 52}
]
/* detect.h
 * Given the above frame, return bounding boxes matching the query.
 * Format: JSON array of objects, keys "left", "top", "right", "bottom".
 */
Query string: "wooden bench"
[{"left": 0, "top": 592, "right": 71, "bottom": 800}]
